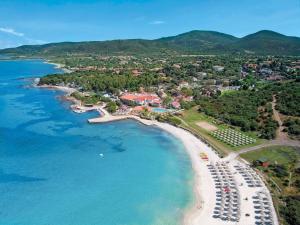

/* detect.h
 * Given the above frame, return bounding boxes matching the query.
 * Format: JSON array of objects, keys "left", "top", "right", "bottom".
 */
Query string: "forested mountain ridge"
[
  {"left": 231, "top": 30, "right": 300, "bottom": 55},
  {"left": 157, "top": 30, "right": 238, "bottom": 53},
  {"left": 1, "top": 30, "right": 300, "bottom": 56}
]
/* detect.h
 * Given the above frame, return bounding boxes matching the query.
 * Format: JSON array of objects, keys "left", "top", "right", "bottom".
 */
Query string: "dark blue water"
[{"left": 0, "top": 60, "right": 193, "bottom": 225}]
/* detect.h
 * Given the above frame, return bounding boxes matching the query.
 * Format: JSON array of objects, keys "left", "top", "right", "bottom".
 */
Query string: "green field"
[
  {"left": 179, "top": 107, "right": 264, "bottom": 155},
  {"left": 241, "top": 146, "right": 299, "bottom": 166}
]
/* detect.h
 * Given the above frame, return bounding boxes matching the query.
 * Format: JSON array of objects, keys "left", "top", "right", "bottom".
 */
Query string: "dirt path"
[
  {"left": 236, "top": 96, "right": 300, "bottom": 155},
  {"left": 272, "top": 95, "right": 289, "bottom": 141}
]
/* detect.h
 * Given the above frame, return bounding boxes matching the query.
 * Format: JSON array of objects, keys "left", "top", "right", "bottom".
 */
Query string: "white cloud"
[
  {"left": 149, "top": 20, "right": 165, "bottom": 25},
  {"left": 0, "top": 27, "right": 46, "bottom": 48},
  {"left": 0, "top": 27, "right": 24, "bottom": 37}
]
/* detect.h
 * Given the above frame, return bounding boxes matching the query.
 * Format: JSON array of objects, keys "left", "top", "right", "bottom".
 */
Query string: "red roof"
[
  {"left": 172, "top": 101, "right": 181, "bottom": 108},
  {"left": 120, "top": 94, "right": 160, "bottom": 103},
  {"left": 120, "top": 94, "right": 137, "bottom": 101}
]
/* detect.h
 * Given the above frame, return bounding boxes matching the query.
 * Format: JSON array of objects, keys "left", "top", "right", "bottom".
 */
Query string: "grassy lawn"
[
  {"left": 220, "top": 89, "right": 236, "bottom": 96},
  {"left": 179, "top": 107, "right": 265, "bottom": 154},
  {"left": 241, "top": 146, "right": 299, "bottom": 166}
]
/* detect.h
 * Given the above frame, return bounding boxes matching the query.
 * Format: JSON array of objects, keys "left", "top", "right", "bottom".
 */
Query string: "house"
[
  {"left": 171, "top": 101, "right": 181, "bottom": 109},
  {"left": 197, "top": 72, "right": 207, "bottom": 77},
  {"left": 247, "top": 63, "right": 258, "bottom": 70},
  {"left": 213, "top": 66, "right": 225, "bottom": 72},
  {"left": 179, "top": 81, "right": 189, "bottom": 89},
  {"left": 173, "top": 64, "right": 181, "bottom": 69},
  {"left": 257, "top": 157, "right": 270, "bottom": 167},
  {"left": 120, "top": 93, "right": 161, "bottom": 106},
  {"left": 259, "top": 68, "right": 273, "bottom": 76}
]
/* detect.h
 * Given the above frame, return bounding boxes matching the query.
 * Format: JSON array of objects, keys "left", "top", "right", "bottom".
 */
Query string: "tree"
[
  {"left": 181, "top": 87, "right": 193, "bottom": 96},
  {"left": 280, "top": 196, "right": 300, "bottom": 225},
  {"left": 106, "top": 101, "right": 117, "bottom": 113},
  {"left": 163, "top": 96, "right": 173, "bottom": 107}
]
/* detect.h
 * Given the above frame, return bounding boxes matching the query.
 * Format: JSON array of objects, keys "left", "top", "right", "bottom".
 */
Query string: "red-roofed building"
[
  {"left": 171, "top": 101, "right": 181, "bottom": 109},
  {"left": 120, "top": 93, "right": 161, "bottom": 106}
]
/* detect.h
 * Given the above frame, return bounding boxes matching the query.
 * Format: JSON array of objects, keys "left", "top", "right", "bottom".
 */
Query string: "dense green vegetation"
[
  {"left": 106, "top": 101, "right": 118, "bottom": 113},
  {"left": 283, "top": 118, "right": 300, "bottom": 139},
  {"left": 276, "top": 81, "right": 300, "bottom": 116},
  {"left": 40, "top": 71, "right": 160, "bottom": 93},
  {"left": 232, "top": 30, "right": 300, "bottom": 55},
  {"left": 196, "top": 88, "right": 278, "bottom": 139},
  {"left": 70, "top": 92, "right": 101, "bottom": 105},
  {"left": 195, "top": 81, "right": 300, "bottom": 139},
  {"left": 1, "top": 30, "right": 300, "bottom": 56},
  {"left": 156, "top": 114, "right": 182, "bottom": 126},
  {"left": 280, "top": 196, "right": 300, "bottom": 225}
]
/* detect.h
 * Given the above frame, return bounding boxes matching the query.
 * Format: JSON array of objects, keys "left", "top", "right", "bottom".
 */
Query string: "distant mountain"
[
  {"left": 0, "top": 39, "right": 174, "bottom": 56},
  {"left": 1, "top": 30, "right": 300, "bottom": 56},
  {"left": 232, "top": 30, "right": 300, "bottom": 55},
  {"left": 157, "top": 30, "right": 238, "bottom": 53}
]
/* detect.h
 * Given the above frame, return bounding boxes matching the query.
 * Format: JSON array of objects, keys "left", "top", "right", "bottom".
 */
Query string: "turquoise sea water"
[{"left": 0, "top": 60, "right": 193, "bottom": 225}]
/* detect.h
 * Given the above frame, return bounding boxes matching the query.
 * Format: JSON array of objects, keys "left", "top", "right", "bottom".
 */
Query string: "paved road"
[{"left": 238, "top": 139, "right": 300, "bottom": 155}]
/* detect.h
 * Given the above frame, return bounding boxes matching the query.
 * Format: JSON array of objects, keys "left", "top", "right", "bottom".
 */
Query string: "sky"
[{"left": 0, "top": 0, "right": 300, "bottom": 49}]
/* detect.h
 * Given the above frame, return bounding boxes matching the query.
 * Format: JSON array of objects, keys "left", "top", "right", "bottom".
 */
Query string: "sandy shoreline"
[
  {"left": 37, "top": 84, "right": 214, "bottom": 223},
  {"left": 89, "top": 114, "right": 209, "bottom": 224},
  {"left": 153, "top": 121, "right": 215, "bottom": 225},
  {"left": 88, "top": 112, "right": 279, "bottom": 225},
  {"left": 39, "top": 84, "right": 279, "bottom": 225},
  {"left": 44, "top": 61, "right": 73, "bottom": 73}
]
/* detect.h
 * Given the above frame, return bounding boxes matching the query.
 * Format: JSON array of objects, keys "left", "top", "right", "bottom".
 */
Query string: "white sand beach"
[
  {"left": 44, "top": 61, "right": 73, "bottom": 73},
  {"left": 40, "top": 84, "right": 279, "bottom": 225},
  {"left": 89, "top": 113, "right": 279, "bottom": 225}
]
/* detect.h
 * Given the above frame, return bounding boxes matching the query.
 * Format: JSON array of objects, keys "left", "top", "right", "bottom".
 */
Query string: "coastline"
[
  {"left": 37, "top": 84, "right": 77, "bottom": 95},
  {"left": 39, "top": 83, "right": 279, "bottom": 225},
  {"left": 44, "top": 60, "right": 73, "bottom": 73},
  {"left": 38, "top": 84, "right": 217, "bottom": 224},
  {"left": 89, "top": 113, "right": 210, "bottom": 224}
]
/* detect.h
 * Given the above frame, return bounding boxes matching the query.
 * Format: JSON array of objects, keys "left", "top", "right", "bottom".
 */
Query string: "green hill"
[
  {"left": 157, "top": 30, "right": 238, "bottom": 53},
  {"left": 232, "top": 30, "right": 300, "bottom": 55},
  {"left": 1, "top": 30, "right": 299, "bottom": 56},
  {"left": 0, "top": 39, "right": 174, "bottom": 56}
]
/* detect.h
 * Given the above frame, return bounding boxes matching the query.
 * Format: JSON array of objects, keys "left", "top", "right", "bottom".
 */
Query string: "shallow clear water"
[{"left": 0, "top": 60, "right": 193, "bottom": 225}]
